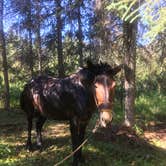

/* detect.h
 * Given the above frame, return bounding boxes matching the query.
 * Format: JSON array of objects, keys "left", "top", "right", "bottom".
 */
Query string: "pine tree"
[{"left": 0, "top": 0, "right": 10, "bottom": 111}]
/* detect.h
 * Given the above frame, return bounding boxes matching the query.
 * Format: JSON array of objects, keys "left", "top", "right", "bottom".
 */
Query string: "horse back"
[{"left": 20, "top": 75, "right": 94, "bottom": 120}]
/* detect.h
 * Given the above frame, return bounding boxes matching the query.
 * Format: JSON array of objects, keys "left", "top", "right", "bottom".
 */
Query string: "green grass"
[
  {"left": 134, "top": 92, "right": 166, "bottom": 131},
  {"left": 0, "top": 91, "right": 166, "bottom": 166},
  {"left": 113, "top": 91, "right": 166, "bottom": 126}
]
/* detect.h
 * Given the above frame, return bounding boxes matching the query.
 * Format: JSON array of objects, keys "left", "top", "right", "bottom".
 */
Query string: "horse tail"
[{"left": 20, "top": 84, "right": 34, "bottom": 115}]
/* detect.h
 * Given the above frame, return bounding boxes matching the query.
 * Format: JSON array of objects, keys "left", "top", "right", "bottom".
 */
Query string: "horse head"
[{"left": 87, "top": 60, "right": 122, "bottom": 127}]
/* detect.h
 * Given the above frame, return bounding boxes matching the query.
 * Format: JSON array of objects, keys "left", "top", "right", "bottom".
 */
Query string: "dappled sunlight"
[
  {"left": 142, "top": 122, "right": 166, "bottom": 150},
  {"left": 134, "top": 92, "right": 166, "bottom": 152},
  {"left": 0, "top": 106, "right": 166, "bottom": 165},
  {"left": 85, "top": 145, "right": 101, "bottom": 153},
  {"left": 144, "top": 131, "right": 166, "bottom": 150},
  {"left": 0, "top": 118, "right": 72, "bottom": 166},
  {"left": 92, "top": 125, "right": 166, "bottom": 165},
  {"left": 45, "top": 122, "right": 70, "bottom": 138}
]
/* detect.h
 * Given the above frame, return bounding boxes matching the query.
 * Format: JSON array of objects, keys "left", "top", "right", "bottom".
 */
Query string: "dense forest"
[{"left": 1, "top": 0, "right": 165, "bottom": 125}]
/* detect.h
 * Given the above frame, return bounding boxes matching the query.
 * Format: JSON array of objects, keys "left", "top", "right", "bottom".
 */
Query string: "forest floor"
[
  {"left": 0, "top": 109, "right": 166, "bottom": 166},
  {"left": 94, "top": 122, "right": 166, "bottom": 151}
]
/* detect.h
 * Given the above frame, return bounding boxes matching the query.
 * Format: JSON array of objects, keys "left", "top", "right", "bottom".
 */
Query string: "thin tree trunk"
[
  {"left": 0, "top": 0, "right": 10, "bottom": 111},
  {"left": 94, "top": 0, "right": 110, "bottom": 62},
  {"left": 37, "top": 30, "right": 42, "bottom": 75},
  {"left": 29, "top": 29, "right": 33, "bottom": 77},
  {"left": 35, "top": 0, "right": 42, "bottom": 75},
  {"left": 123, "top": 20, "right": 137, "bottom": 127},
  {"left": 27, "top": 0, "right": 33, "bottom": 77},
  {"left": 77, "top": 0, "right": 83, "bottom": 67},
  {"left": 55, "top": 0, "right": 65, "bottom": 78},
  {"left": 94, "top": 0, "right": 102, "bottom": 62}
]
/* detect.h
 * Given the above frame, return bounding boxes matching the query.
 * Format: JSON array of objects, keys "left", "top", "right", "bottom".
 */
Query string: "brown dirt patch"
[{"left": 143, "top": 122, "right": 166, "bottom": 150}]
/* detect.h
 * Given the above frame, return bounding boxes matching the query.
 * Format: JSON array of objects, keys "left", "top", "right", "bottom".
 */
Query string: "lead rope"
[
  {"left": 104, "top": 76, "right": 109, "bottom": 103},
  {"left": 120, "top": 65, "right": 124, "bottom": 114},
  {"left": 54, "top": 120, "right": 100, "bottom": 166}
]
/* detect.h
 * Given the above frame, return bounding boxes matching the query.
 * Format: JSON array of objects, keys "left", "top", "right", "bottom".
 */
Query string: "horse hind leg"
[
  {"left": 78, "top": 123, "right": 87, "bottom": 163},
  {"left": 26, "top": 116, "right": 33, "bottom": 151},
  {"left": 36, "top": 115, "right": 46, "bottom": 150}
]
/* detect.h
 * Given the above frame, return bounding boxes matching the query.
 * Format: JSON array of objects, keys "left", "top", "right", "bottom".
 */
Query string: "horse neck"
[{"left": 69, "top": 70, "right": 97, "bottom": 109}]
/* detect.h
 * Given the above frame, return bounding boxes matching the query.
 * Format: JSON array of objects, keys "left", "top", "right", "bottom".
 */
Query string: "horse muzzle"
[{"left": 98, "top": 104, "right": 113, "bottom": 128}]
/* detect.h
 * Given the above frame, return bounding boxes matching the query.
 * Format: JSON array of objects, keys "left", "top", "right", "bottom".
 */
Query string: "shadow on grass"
[
  {"left": 87, "top": 125, "right": 166, "bottom": 166},
  {"left": 0, "top": 109, "right": 166, "bottom": 166}
]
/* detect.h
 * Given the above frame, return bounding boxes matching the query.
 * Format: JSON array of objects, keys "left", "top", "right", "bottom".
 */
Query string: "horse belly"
[
  {"left": 42, "top": 97, "right": 73, "bottom": 120},
  {"left": 44, "top": 105, "right": 71, "bottom": 120}
]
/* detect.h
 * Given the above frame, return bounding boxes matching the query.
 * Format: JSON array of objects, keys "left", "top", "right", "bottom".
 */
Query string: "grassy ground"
[{"left": 0, "top": 92, "right": 166, "bottom": 166}]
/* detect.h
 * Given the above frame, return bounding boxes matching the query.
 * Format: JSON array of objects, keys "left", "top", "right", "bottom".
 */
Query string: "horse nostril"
[
  {"left": 105, "top": 119, "right": 110, "bottom": 125},
  {"left": 103, "top": 118, "right": 108, "bottom": 123},
  {"left": 105, "top": 118, "right": 112, "bottom": 126}
]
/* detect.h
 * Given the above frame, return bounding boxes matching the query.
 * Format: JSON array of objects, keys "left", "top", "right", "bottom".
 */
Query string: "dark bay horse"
[{"left": 20, "top": 61, "right": 122, "bottom": 166}]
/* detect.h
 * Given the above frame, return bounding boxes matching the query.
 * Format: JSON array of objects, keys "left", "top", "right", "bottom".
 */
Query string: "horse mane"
[
  {"left": 85, "top": 61, "right": 113, "bottom": 76},
  {"left": 69, "top": 62, "right": 113, "bottom": 86}
]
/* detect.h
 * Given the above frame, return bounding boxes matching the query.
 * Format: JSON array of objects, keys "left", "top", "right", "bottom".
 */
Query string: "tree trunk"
[
  {"left": 77, "top": 0, "right": 83, "bottom": 67},
  {"left": 35, "top": 0, "right": 42, "bottom": 75},
  {"left": 123, "top": 20, "right": 137, "bottom": 127},
  {"left": 55, "top": 0, "right": 65, "bottom": 78},
  {"left": 27, "top": 0, "right": 34, "bottom": 77},
  {"left": 94, "top": 0, "right": 102, "bottom": 62},
  {"left": 0, "top": 0, "right": 10, "bottom": 111},
  {"left": 29, "top": 29, "right": 34, "bottom": 77},
  {"left": 94, "top": 0, "right": 110, "bottom": 62}
]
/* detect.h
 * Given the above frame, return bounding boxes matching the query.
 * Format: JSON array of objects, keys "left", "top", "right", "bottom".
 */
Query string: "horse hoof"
[
  {"left": 36, "top": 144, "right": 43, "bottom": 151},
  {"left": 26, "top": 144, "right": 32, "bottom": 152}
]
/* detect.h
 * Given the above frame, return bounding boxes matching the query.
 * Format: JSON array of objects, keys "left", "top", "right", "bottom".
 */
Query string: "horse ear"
[
  {"left": 112, "top": 64, "right": 123, "bottom": 76},
  {"left": 87, "top": 60, "right": 94, "bottom": 68}
]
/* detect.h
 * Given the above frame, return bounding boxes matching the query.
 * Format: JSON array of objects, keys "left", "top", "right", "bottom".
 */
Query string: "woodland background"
[
  {"left": 0, "top": 0, "right": 166, "bottom": 165},
  {"left": 0, "top": 0, "right": 166, "bottom": 125}
]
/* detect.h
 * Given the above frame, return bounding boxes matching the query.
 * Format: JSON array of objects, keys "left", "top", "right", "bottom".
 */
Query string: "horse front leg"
[
  {"left": 78, "top": 122, "right": 87, "bottom": 163},
  {"left": 36, "top": 115, "right": 46, "bottom": 150},
  {"left": 70, "top": 120, "right": 80, "bottom": 166}
]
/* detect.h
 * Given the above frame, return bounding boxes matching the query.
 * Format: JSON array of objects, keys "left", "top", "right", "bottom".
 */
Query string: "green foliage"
[
  {"left": 142, "top": 1, "right": 166, "bottom": 41},
  {"left": 10, "top": 81, "right": 24, "bottom": 108},
  {"left": 107, "top": 0, "right": 166, "bottom": 42},
  {"left": 0, "top": 144, "right": 14, "bottom": 162},
  {"left": 133, "top": 124, "right": 144, "bottom": 135},
  {"left": 114, "top": 88, "right": 166, "bottom": 129},
  {"left": 135, "top": 92, "right": 166, "bottom": 122},
  {"left": 136, "top": 47, "right": 166, "bottom": 93},
  {"left": 107, "top": 0, "right": 140, "bottom": 23}
]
